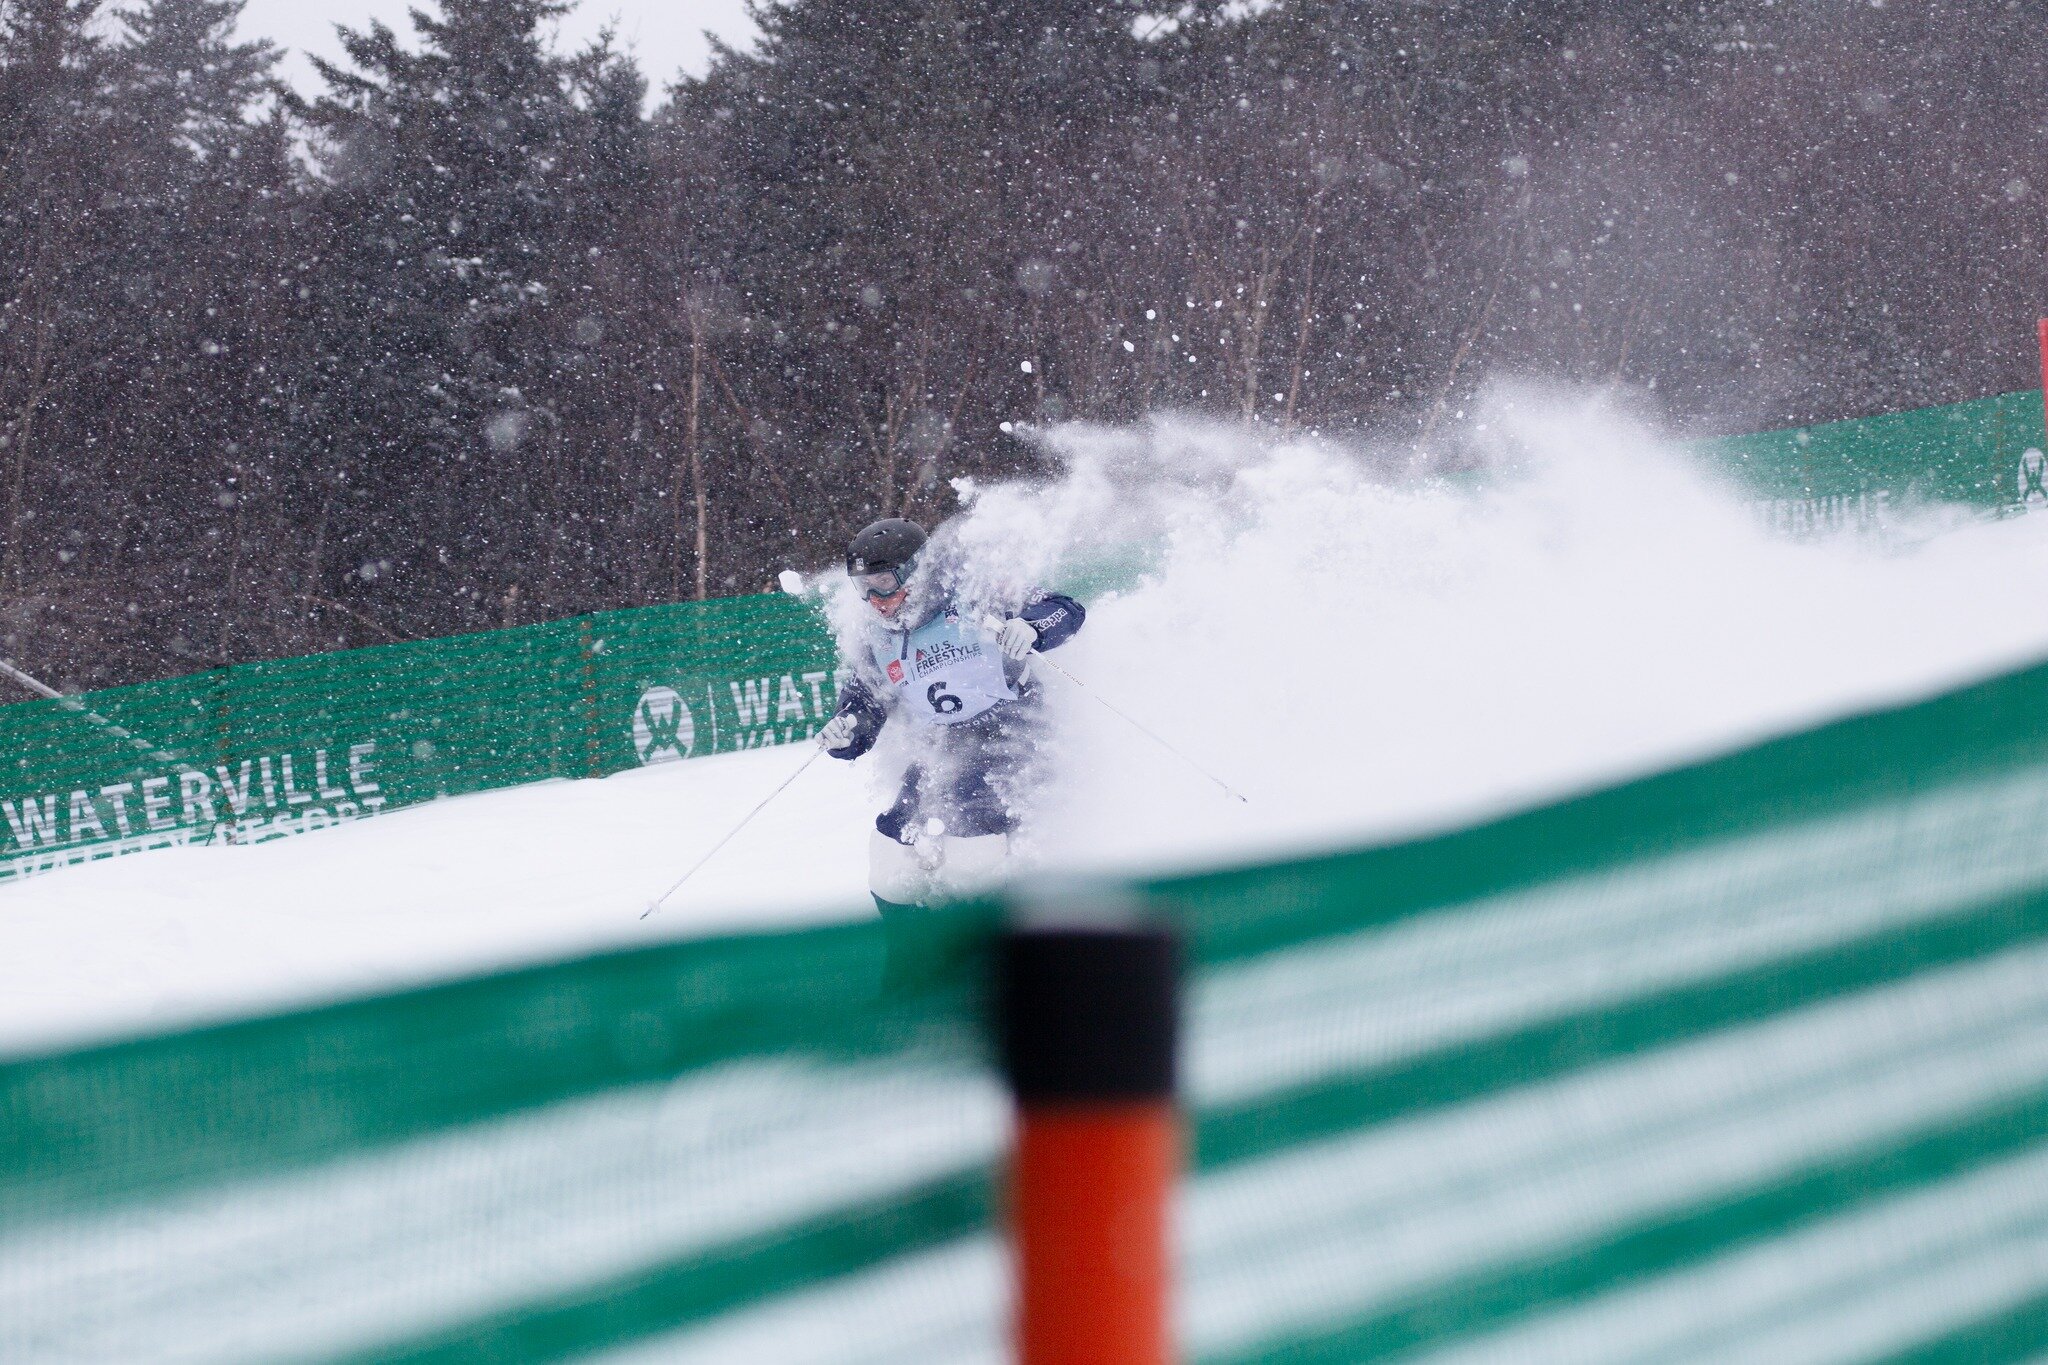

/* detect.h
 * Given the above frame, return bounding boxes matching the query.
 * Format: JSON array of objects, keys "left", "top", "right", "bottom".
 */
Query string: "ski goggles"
[{"left": 854, "top": 569, "right": 908, "bottom": 601}]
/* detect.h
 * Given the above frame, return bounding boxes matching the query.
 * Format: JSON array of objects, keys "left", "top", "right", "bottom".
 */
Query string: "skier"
[{"left": 814, "top": 517, "right": 1085, "bottom": 917}]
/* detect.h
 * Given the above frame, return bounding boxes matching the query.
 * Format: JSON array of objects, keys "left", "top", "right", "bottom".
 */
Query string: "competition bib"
[{"left": 873, "top": 610, "right": 1016, "bottom": 728}]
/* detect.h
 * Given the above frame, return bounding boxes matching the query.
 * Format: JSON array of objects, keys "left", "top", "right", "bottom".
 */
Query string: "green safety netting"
[
  {"left": 1695, "top": 387, "right": 2047, "bottom": 532},
  {"left": 0, "top": 594, "right": 842, "bottom": 881},
  {"left": 8, "top": 635, "right": 2048, "bottom": 1362}
]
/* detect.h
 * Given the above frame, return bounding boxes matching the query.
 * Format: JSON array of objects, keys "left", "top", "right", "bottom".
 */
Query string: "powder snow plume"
[{"left": 901, "top": 388, "right": 2048, "bottom": 877}]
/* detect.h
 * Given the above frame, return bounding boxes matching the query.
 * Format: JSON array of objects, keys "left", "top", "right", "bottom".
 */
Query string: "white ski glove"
[
  {"left": 994, "top": 615, "right": 1040, "bottom": 662},
  {"left": 816, "top": 711, "right": 859, "bottom": 752}
]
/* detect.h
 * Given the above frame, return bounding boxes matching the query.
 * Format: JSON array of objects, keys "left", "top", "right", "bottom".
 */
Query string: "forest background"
[{"left": 1, "top": 0, "right": 2042, "bottom": 687}]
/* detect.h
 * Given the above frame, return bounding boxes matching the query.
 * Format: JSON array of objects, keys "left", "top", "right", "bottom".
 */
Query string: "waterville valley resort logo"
[
  {"left": 633, "top": 669, "right": 846, "bottom": 765},
  {"left": 0, "top": 668, "right": 849, "bottom": 878},
  {"left": 632, "top": 687, "right": 696, "bottom": 764},
  {"left": 0, "top": 743, "right": 387, "bottom": 877}
]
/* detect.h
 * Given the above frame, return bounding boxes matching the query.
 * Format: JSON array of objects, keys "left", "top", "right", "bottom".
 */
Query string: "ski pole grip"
[{"left": 998, "top": 919, "right": 1180, "bottom": 1365}]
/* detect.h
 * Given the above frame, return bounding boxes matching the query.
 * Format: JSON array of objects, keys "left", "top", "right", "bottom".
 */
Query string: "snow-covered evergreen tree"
[{"left": 300, "top": 0, "right": 644, "bottom": 631}]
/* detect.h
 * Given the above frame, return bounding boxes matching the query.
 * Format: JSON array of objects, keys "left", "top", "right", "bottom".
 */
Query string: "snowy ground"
[
  {"left": 13, "top": 393, "right": 2048, "bottom": 1058},
  {"left": 0, "top": 747, "right": 875, "bottom": 1058}
]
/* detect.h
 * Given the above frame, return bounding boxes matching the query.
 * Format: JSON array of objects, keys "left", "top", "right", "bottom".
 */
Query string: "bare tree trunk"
[
  {"left": 1608, "top": 292, "right": 1649, "bottom": 385},
  {"left": 1237, "top": 246, "right": 1278, "bottom": 420},
  {"left": 1418, "top": 278, "right": 1501, "bottom": 446},
  {"left": 856, "top": 391, "right": 903, "bottom": 516},
  {"left": 668, "top": 455, "right": 685, "bottom": 602},
  {"left": 901, "top": 355, "right": 985, "bottom": 526},
  {"left": 1028, "top": 295, "right": 1046, "bottom": 420},
  {"left": 1141, "top": 308, "right": 1166, "bottom": 412},
  {"left": 1282, "top": 203, "right": 1323, "bottom": 435},
  {"left": 299, "top": 593, "right": 410, "bottom": 643},
  {"left": 307, "top": 490, "right": 336, "bottom": 602},
  {"left": 704, "top": 349, "right": 798, "bottom": 518},
  {"left": 1419, "top": 223, "right": 1516, "bottom": 446},
  {"left": 1, "top": 302, "right": 57, "bottom": 603},
  {"left": 221, "top": 463, "right": 248, "bottom": 658},
  {"left": 687, "top": 306, "right": 708, "bottom": 601}
]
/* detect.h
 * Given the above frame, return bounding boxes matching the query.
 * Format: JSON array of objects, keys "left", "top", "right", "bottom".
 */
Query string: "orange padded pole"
[
  {"left": 1013, "top": 1102, "right": 1176, "bottom": 1365},
  {"left": 1000, "top": 923, "right": 1180, "bottom": 1365}
]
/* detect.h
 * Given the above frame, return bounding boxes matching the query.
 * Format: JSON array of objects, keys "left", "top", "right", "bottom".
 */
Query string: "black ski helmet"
[{"left": 846, "top": 518, "right": 927, "bottom": 578}]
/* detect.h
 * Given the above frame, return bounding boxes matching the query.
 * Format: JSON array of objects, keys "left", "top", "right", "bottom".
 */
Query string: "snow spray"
[{"left": 839, "top": 386, "right": 2048, "bottom": 881}]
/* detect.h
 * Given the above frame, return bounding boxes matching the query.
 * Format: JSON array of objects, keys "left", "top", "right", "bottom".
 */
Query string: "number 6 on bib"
[{"left": 871, "top": 612, "right": 1018, "bottom": 728}]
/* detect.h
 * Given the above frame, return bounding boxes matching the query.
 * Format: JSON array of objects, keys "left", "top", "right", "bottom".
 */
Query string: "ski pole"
[
  {"left": 987, "top": 618, "right": 1248, "bottom": 805},
  {"left": 642, "top": 742, "right": 827, "bottom": 918},
  {"left": 0, "top": 656, "right": 186, "bottom": 768}
]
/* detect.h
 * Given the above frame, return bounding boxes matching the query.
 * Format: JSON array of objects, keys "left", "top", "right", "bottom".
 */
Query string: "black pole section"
[
  {"left": 999, "top": 925, "right": 1180, "bottom": 1104},
  {"left": 999, "top": 921, "right": 1180, "bottom": 1365}
]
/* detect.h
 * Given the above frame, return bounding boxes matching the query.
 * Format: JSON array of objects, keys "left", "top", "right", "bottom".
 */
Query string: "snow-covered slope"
[
  {"left": 13, "top": 392, "right": 2048, "bottom": 1058},
  {"left": 0, "top": 747, "right": 874, "bottom": 1057}
]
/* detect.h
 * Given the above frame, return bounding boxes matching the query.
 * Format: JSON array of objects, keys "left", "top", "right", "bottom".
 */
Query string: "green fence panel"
[
  {"left": 0, "top": 909, "right": 1001, "bottom": 1364},
  {"left": 0, "top": 594, "right": 837, "bottom": 883},
  {"left": 10, "top": 629, "right": 2048, "bottom": 1360},
  {"left": 579, "top": 595, "right": 839, "bottom": 776},
  {"left": 1696, "top": 388, "right": 2048, "bottom": 530},
  {"left": 214, "top": 619, "right": 581, "bottom": 830},
  {"left": 0, "top": 670, "right": 228, "bottom": 876},
  {"left": 0, "top": 623, "right": 587, "bottom": 875}
]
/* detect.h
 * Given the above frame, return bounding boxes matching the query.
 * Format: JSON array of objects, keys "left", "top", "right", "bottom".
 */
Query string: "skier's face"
[{"left": 857, "top": 569, "right": 910, "bottom": 618}]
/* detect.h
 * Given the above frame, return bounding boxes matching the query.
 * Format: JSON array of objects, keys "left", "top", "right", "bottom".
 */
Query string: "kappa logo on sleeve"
[{"left": 887, "top": 660, "right": 905, "bottom": 683}]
